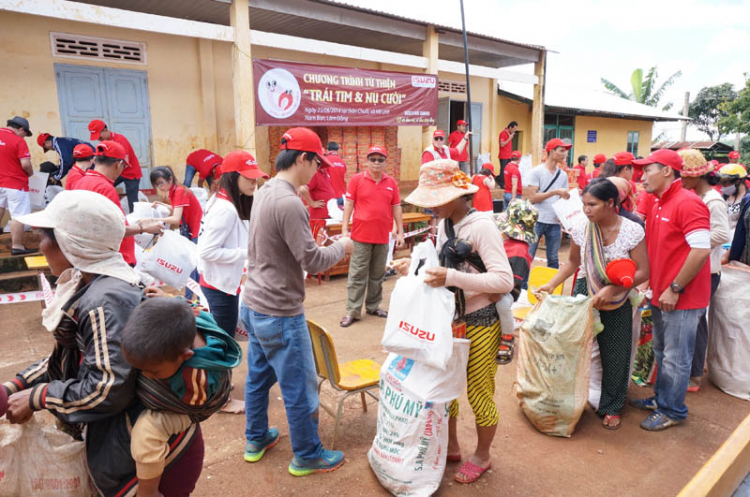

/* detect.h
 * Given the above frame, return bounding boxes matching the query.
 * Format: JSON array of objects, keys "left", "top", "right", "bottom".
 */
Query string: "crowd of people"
[{"left": 0, "top": 112, "right": 747, "bottom": 492}]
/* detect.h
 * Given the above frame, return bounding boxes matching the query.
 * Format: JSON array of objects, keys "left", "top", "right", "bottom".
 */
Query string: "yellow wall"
[
  {"left": 494, "top": 95, "right": 532, "bottom": 162},
  {"left": 573, "top": 116, "right": 653, "bottom": 169}
]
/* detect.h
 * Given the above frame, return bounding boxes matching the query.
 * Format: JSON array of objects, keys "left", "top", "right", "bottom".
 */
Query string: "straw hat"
[
  {"left": 677, "top": 149, "right": 711, "bottom": 177},
  {"left": 405, "top": 159, "right": 478, "bottom": 208},
  {"left": 494, "top": 199, "right": 539, "bottom": 244}
]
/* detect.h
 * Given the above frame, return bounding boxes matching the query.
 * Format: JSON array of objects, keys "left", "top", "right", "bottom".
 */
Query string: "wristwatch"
[{"left": 669, "top": 282, "right": 685, "bottom": 294}]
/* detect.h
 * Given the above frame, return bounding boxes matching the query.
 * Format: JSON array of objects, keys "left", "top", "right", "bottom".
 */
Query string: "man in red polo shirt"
[
  {"left": 448, "top": 120, "right": 470, "bottom": 174},
  {"left": 630, "top": 149, "right": 711, "bottom": 431},
  {"left": 497, "top": 121, "right": 518, "bottom": 188},
  {"left": 574, "top": 155, "right": 589, "bottom": 191},
  {"left": 183, "top": 149, "right": 223, "bottom": 188},
  {"left": 75, "top": 141, "right": 162, "bottom": 266},
  {"left": 422, "top": 129, "right": 471, "bottom": 164},
  {"left": 65, "top": 143, "right": 95, "bottom": 191},
  {"left": 326, "top": 142, "right": 347, "bottom": 204},
  {"left": 590, "top": 153, "right": 606, "bottom": 181},
  {"left": 88, "top": 119, "right": 142, "bottom": 213},
  {"left": 503, "top": 151, "right": 523, "bottom": 207},
  {"left": 340, "top": 145, "right": 405, "bottom": 327},
  {"left": 299, "top": 160, "right": 335, "bottom": 220},
  {"left": 0, "top": 116, "right": 35, "bottom": 255}
]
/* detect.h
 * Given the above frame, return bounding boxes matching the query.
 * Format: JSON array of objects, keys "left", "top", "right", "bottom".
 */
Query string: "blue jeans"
[
  {"left": 183, "top": 164, "right": 197, "bottom": 187},
  {"left": 651, "top": 306, "right": 703, "bottom": 421},
  {"left": 201, "top": 285, "right": 239, "bottom": 337},
  {"left": 503, "top": 193, "right": 513, "bottom": 209},
  {"left": 114, "top": 176, "right": 140, "bottom": 213},
  {"left": 242, "top": 306, "right": 322, "bottom": 460}
]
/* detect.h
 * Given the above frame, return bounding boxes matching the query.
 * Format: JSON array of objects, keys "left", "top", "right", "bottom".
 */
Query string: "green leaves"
[
  {"left": 688, "top": 83, "right": 738, "bottom": 141},
  {"left": 601, "top": 66, "right": 682, "bottom": 110}
]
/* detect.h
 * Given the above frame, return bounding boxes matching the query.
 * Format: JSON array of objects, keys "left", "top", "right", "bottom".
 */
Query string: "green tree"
[
  {"left": 688, "top": 83, "right": 737, "bottom": 141},
  {"left": 719, "top": 75, "right": 750, "bottom": 136},
  {"left": 601, "top": 67, "right": 682, "bottom": 111}
]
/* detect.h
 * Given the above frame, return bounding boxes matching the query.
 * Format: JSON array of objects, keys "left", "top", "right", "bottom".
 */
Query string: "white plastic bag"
[
  {"left": 127, "top": 202, "right": 169, "bottom": 249},
  {"left": 45, "top": 185, "right": 64, "bottom": 206},
  {"left": 519, "top": 154, "right": 534, "bottom": 185},
  {"left": 190, "top": 187, "right": 209, "bottom": 212},
  {"left": 552, "top": 189, "right": 587, "bottom": 232},
  {"left": 707, "top": 263, "right": 750, "bottom": 400},
  {"left": 382, "top": 242, "right": 455, "bottom": 370},
  {"left": 29, "top": 172, "right": 49, "bottom": 208},
  {"left": 0, "top": 416, "right": 93, "bottom": 496},
  {"left": 138, "top": 230, "right": 197, "bottom": 289}
]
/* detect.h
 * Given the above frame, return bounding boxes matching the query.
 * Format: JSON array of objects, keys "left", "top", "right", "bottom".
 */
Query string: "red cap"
[
  {"left": 510, "top": 151, "right": 522, "bottom": 159},
  {"left": 88, "top": 119, "right": 106, "bottom": 141},
  {"left": 95, "top": 140, "right": 128, "bottom": 163},
  {"left": 37, "top": 133, "right": 51, "bottom": 148},
  {"left": 73, "top": 143, "right": 95, "bottom": 160},
  {"left": 367, "top": 145, "right": 388, "bottom": 158},
  {"left": 729, "top": 151, "right": 740, "bottom": 159},
  {"left": 612, "top": 151, "right": 635, "bottom": 166},
  {"left": 545, "top": 138, "right": 572, "bottom": 152},
  {"left": 632, "top": 149, "right": 684, "bottom": 172},
  {"left": 433, "top": 129, "right": 445, "bottom": 138},
  {"left": 593, "top": 153, "right": 607, "bottom": 164},
  {"left": 280, "top": 127, "right": 332, "bottom": 169},
  {"left": 456, "top": 120, "right": 467, "bottom": 126},
  {"left": 221, "top": 151, "right": 269, "bottom": 179}
]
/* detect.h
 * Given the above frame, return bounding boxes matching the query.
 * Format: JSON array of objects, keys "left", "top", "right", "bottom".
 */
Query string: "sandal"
[
  {"left": 447, "top": 454, "right": 462, "bottom": 463},
  {"left": 455, "top": 460, "right": 491, "bottom": 484},
  {"left": 602, "top": 414, "right": 621, "bottom": 431},
  {"left": 495, "top": 345, "right": 512, "bottom": 365}
]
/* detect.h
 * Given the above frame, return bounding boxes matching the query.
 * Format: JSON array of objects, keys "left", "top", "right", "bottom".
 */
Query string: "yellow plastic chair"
[
  {"left": 307, "top": 320, "right": 380, "bottom": 448},
  {"left": 512, "top": 266, "right": 564, "bottom": 321}
]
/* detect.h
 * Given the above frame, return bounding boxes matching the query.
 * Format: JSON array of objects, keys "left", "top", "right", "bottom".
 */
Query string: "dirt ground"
[{"left": 1, "top": 246, "right": 748, "bottom": 496}]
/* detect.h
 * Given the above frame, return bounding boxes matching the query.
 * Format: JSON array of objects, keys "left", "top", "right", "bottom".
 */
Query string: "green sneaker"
[
  {"left": 243, "top": 428, "right": 280, "bottom": 463},
  {"left": 288, "top": 449, "right": 345, "bottom": 477}
]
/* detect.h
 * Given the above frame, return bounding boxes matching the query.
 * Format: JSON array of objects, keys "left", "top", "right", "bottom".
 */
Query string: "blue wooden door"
[{"left": 55, "top": 63, "right": 153, "bottom": 186}]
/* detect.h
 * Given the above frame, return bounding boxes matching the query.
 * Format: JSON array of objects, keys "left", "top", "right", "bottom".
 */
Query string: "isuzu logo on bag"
[
  {"left": 156, "top": 258, "right": 183, "bottom": 274},
  {"left": 398, "top": 320, "right": 435, "bottom": 342}
]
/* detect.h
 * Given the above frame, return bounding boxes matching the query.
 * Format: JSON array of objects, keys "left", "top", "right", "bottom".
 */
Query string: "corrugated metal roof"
[
  {"left": 70, "top": 0, "right": 230, "bottom": 25},
  {"left": 652, "top": 141, "right": 733, "bottom": 151}
]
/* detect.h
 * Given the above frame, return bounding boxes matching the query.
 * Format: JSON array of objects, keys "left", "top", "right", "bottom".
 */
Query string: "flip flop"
[
  {"left": 454, "top": 460, "right": 491, "bottom": 484},
  {"left": 602, "top": 414, "right": 621, "bottom": 431}
]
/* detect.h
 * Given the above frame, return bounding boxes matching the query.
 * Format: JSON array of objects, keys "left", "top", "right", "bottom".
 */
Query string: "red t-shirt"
[
  {"left": 646, "top": 180, "right": 711, "bottom": 310},
  {"left": 498, "top": 129, "right": 513, "bottom": 160},
  {"left": 448, "top": 131, "right": 468, "bottom": 161},
  {"left": 636, "top": 191, "right": 656, "bottom": 218},
  {"left": 471, "top": 175, "right": 493, "bottom": 211},
  {"left": 345, "top": 170, "right": 400, "bottom": 244},
  {"left": 168, "top": 184, "right": 203, "bottom": 239},
  {"left": 110, "top": 132, "right": 142, "bottom": 180},
  {"left": 306, "top": 169, "right": 336, "bottom": 219},
  {"left": 503, "top": 163, "right": 523, "bottom": 195},
  {"left": 326, "top": 153, "right": 347, "bottom": 198},
  {"left": 421, "top": 146, "right": 460, "bottom": 164},
  {"left": 65, "top": 165, "right": 86, "bottom": 191},
  {"left": 0, "top": 128, "right": 31, "bottom": 191},
  {"left": 186, "top": 149, "right": 223, "bottom": 181},
  {"left": 74, "top": 170, "right": 135, "bottom": 265},
  {"left": 574, "top": 164, "right": 588, "bottom": 190},
  {"left": 590, "top": 168, "right": 601, "bottom": 181}
]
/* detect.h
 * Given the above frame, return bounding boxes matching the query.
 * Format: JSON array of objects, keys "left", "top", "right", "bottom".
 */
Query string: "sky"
[{"left": 331, "top": 0, "right": 750, "bottom": 141}]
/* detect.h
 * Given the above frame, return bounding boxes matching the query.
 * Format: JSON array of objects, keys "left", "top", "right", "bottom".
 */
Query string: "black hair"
[
  {"left": 39, "top": 161, "right": 59, "bottom": 175},
  {"left": 479, "top": 168, "right": 494, "bottom": 176},
  {"left": 39, "top": 227, "right": 56, "bottom": 244},
  {"left": 217, "top": 171, "right": 254, "bottom": 221},
  {"left": 150, "top": 165, "right": 176, "bottom": 186},
  {"left": 275, "top": 148, "right": 316, "bottom": 172},
  {"left": 578, "top": 155, "right": 587, "bottom": 164},
  {"left": 703, "top": 170, "right": 721, "bottom": 186},
  {"left": 122, "top": 298, "right": 196, "bottom": 364},
  {"left": 657, "top": 163, "right": 680, "bottom": 179},
  {"left": 94, "top": 156, "right": 123, "bottom": 167},
  {"left": 582, "top": 178, "right": 621, "bottom": 210},
  {"left": 327, "top": 141, "right": 339, "bottom": 152},
  {"left": 599, "top": 159, "right": 632, "bottom": 178},
  {"left": 508, "top": 121, "right": 518, "bottom": 128}
]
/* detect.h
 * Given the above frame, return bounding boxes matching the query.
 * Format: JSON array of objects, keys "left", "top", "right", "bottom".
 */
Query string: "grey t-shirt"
[{"left": 528, "top": 164, "right": 569, "bottom": 224}]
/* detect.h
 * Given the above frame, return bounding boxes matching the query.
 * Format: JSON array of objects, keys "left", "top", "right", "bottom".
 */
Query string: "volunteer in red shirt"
[
  {"left": 448, "top": 120, "right": 470, "bottom": 174},
  {"left": 629, "top": 149, "right": 711, "bottom": 432},
  {"left": 88, "top": 119, "right": 142, "bottom": 213},
  {"left": 326, "top": 141, "right": 348, "bottom": 202},
  {"left": 299, "top": 162, "right": 336, "bottom": 220},
  {"left": 422, "top": 129, "right": 471, "bottom": 164},
  {"left": 183, "top": 149, "right": 223, "bottom": 188},
  {"left": 574, "top": 155, "right": 589, "bottom": 191},
  {"left": 471, "top": 163, "right": 495, "bottom": 211},
  {"left": 340, "top": 145, "right": 404, "bottom": 327},
  {"left": 65, "top": 144, "right": 95, "bottom": 191},
  {"left": 149, "top": 167, "right": 203, "bottom": 242},
  {"left": 590, "top": 153, "right": 606, "bottom": 181},
  {"left": 497, "top": 121, "right": 518, "bottom": 188},
  {"left": 503, "top": 151, "right": 523, "bottom": 207},
  {"left": 74, "top": 141, "right": 162, "bottom": 266},
  {"left": 0, "top": 116, "right": 35, "bottom": 255}
]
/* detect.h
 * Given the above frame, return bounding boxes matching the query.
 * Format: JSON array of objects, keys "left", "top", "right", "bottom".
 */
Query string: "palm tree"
[{"left": 601, "top": 67, "right": 682, "bottom": 111}]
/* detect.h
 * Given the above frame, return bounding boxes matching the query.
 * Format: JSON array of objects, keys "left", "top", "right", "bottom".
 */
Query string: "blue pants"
[
  {"left": 114, "top": 176, "right": 140, "bottom": 214},
  {"left": 201, "top": 285, "right": 239, "bottom": 337},
  {"left": 184, "top": 165, "right": 213, "bottom": 188},
  {"left": 651, "top": 306, "right": 703, "bottom": 421},
  {"left": 242, "top": 306, "right": 323, "bottom": 460},
  {"left": 503, "top": 193, "right": 513, "bottom": 210}
]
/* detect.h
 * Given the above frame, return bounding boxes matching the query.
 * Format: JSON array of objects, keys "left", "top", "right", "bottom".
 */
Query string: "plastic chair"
[
  {"left": 308, "top": 219, "right": 327, "bottom": 284},
  {"left": 307, "top": 319, "right": 380, "bottom": 448},
  {"left": 512, "top": 266, "right": 564, "bottom": 321}
]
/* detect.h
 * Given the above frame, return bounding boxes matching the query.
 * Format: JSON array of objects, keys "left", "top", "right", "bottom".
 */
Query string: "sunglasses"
[
  {"left": 369, "top": 157, "right": 386, "bottom": 164},
  {"left": 434, "top": 137, "right": 444, "bottom": 141}
]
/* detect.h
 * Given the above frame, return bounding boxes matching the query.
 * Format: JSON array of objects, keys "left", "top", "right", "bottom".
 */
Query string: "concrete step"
[
  {"left": 0, "top": 269, "right": 55, "bottom": 293},
  {"left": 0, "top": 232, "right": 41, "bottom": 254},
  {"left": 0, "top": 251, "right": 42, "bottom": 275}
]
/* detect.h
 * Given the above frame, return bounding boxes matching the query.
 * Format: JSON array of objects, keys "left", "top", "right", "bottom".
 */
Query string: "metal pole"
[{"left": 459, "top": 0, "right": 474, "bottom": 174}]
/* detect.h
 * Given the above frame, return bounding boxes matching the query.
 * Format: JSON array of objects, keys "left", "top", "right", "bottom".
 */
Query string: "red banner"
[{"left": 253, "top": 59, "right": 437, "bottom": 126}]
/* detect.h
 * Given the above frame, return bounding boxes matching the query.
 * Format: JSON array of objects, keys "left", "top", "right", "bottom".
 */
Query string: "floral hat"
[
  {"left": 494, "top": 199, "right": 539, "bottom": 244},
  {"left": 405, "top": 159, "right": 479, "bottom": 208},
  {"left": 677, "top": 149, "right": 711, "bottom": 177}
]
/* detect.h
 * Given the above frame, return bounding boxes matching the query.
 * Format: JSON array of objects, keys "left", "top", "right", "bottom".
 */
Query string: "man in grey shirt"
[
  {"left": 241, "top": 127, "right": 354, "bottom": 476},
  {"left": 526, "top": 138, "right": 572, "bottom": 270}
]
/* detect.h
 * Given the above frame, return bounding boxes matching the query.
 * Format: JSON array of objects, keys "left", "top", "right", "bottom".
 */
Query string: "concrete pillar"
[
  {"left": 198, "top": 38, "right": 218, "bottom": 152},
  {"left": 422, "top": 25, "right": 439, "bottom": 152},
  {"left": 530, "top": 50, "right": 546, "bottom": 165},
  {"left": 230, "top": 0, "right": 256, "bottom": 155},
  {"left": 490, "top": 78, "right": 500, "bottom": 165}
]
